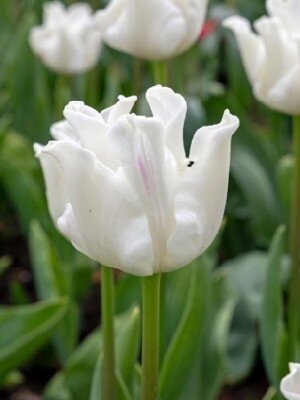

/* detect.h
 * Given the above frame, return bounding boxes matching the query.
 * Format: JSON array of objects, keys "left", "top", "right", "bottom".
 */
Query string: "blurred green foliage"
[{"left": 0, "top": 0, "right": 294, "bottom": 398}]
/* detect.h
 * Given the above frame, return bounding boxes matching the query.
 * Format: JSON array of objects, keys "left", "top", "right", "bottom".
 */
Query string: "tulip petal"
[
  {"left": 175, "top": 0, "right": 208, "bottom": 53},
  {"left": 267, "top": 0, "right": 300, "bottom": 35},
  {"left": 29, "top": 2, "right": 101, "bottom": 74},
  {"left": 29, "top": 27, "right": 64, "bottom": 71},
  {"left": 57, "top": 203, "right": 85, "bottom": 253},
  {"left": 110, "top": 115, "right": 175, "bottom": 272},
  {"left": 94, "top": 0, "right": 124, "bottom": 31},
  {"left": 268, "top": 64, "right": 300, "bottom": 115},
  {"left": 34, "top": 143, "right": 69, "bottom": 223},
  {"left": 100, "top": 95, "right": 137, "bottom": 124},
  {"left": 67, "top": 3, "right": 92, "bottom": 20},
  {"left": 43, "top": 1, "right": 66, "bottom": 26},
  {"left": 166, "top": 209, "right": 202, "bottom": 270},
  {"left": 166, "top": 110, "right": 239, "bottom": 271},
  {"left": 96, "top": 0, "right": 186, "bottom": 60},
  {"left": 146, "top": 85, "right": 187, "bottom": 164},
  {"left": 280, "top": 363, "right": 300, "bottom": 400},
  {"left": 254, "top": 16, "right": 298, "bottom": 100},
  {"left": 223, "top": 16, "right": 266, "bottom": 86},
  {"left": 50, "top": 120, "right": 79, "bottom": 142},
  {"left": 41, "top": 140, "right": 154, "bottom": 276},
  {"left": 63, "top": 98, "right": 136, "bottom": 167},
  {"left": 63, "top": 101, "right": 109, "bottom": 163}
]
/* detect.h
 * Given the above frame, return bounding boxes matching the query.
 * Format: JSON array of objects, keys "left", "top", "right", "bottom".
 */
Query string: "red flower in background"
[{"left": 199, "top": 19, "right": 218, "bottom": 40}]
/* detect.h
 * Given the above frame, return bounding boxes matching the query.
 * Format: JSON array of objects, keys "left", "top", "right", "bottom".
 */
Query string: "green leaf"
[
  {"left": 89, "top": 356, "right": 133, "bottom": 400},
  {"left": 29, "top": 220, "right": 69, "bottom": 299},
  {"left": 63, "top": 330, "right": 101, "bottom": 400},
  {"left": 116, "top": 274, "right": 140, "bottom": 314},
  {"left": 231, "top": 145, "right": 281, "bottom": 245},
  {"left": 9, "top": 281, "right": 30, "bottom": 305},
  {"left": 260, "top": 226, "right": 288, "bottom": 386},
  {"left": 46, "top": 307, "right": 140, "bottom": 400},
  {"left": 29, "top": 220, "right": 79, "bottom": 363},
  {"left": 0, "top": 256, "right": 11, "bottom": 277},
  {"left": 0, "top": 299, "right": 68, "bottom": 377},
  {"left": 276, "top": 155, "right": 293, "bottom": 221},
  {"left": 222, "top": 251, "right": 268, "bottom": 383},
  {"left": 89, "top": 356, "right": 102, "bottom": 400},
  {"left": 0, "top": 132, "right": 48, "bottom": 233},
  {"left": 262, "top": 387, "right": 280, "bottom": 400},
  {"left": 160, "top": 256, "right": 210, "bottom": 400},
  {"left": 196, "top": 274, "right": 236, "bottom": 400},
  {"left": 116, "top": 306, "right": 141, "bottom": 394},
  {"left": 44, "top": 372, "right": 72, "bottom": 400}
]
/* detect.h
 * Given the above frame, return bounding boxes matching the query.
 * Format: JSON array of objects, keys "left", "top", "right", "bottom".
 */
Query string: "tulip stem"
[
  {"left": 142, "top": 273, "right": 161, "bottom": 400},
  {"left": 288, "top": 115, "right": 300, "bottom": 359},
  {"left": 152, "top": 61, "right": 168, "bottom": 85},
  {"left": 101, "top": 266, "right": 116, "bottom": 400},
  {"left": 55, "top": 75, "right": 71, "bottom": 119}
]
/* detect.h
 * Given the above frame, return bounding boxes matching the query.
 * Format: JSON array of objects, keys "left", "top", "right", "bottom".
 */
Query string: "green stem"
[
  {"left": 86, "top": 67, "right": 100, "bottom": 107},
  {"left": 227, "top": 0, "right": 237, "bottom": 7},
  {"left": 133, "top": 58, "right": 143, "bottom": 96},
  {"left": 55, "top": 74, "right": 71, "bottom": 119},
  {"left": 151, "top": 61, "right": 168, "bottom": 85},
  {"left": 101, "top": 266, "right": 116, "bottom": 400},
  {"left": 142, "top": 274, "right": 161, "bottom": 400},
  {"left": 288, "top": 115, "right": 300, "bottom": 360},
  {"left": 54, "top": 73, "right": 85, "bottom": 118}
]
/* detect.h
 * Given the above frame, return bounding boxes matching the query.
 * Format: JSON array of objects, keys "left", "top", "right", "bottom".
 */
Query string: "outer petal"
[
  {"left": 110, "top": 115, "right": 176, "bottom": 273},
  {"left": 94, "top": 0, "right": 124, "bottom": 31},
  {"left": 43, "top": 1, "right": 66, "bottom": 26},
  {"left": 267, "top": 63, "right": 300, "bottom": 115},
  {"left": 174, "top": 0, "right": 208, "bottom": 54},
  {"left": 63, "top": 20, "right": 102, "bottom": 73},
  {"left": 267, "top": 0, "right": 300, "bottom": 35},
  {"left": 223, "top": 16, "right": 266, "bottom": 87},
  {"left": 95, "top": 0, "right": 186, "bottom": 60},
  {"left": 166, "top": 110, "right": 239, "bottom": 271},
  {"left": 40, "top": 140, "right": 154, "bottom": 276},
  {"left": 280, "top": 363, "right": 300, "bottom": 400},
  {"left": 29, "top": 2, "right": 101, "bottom": 74},
  {"left": 146, "top": 85, "right": 187, "bottom": 164},
  {"left": 254, "top": 16, "right": 298, "bottom": 101},
  {"left": 34, "top": 143, "right": 69, "bottom": 223},
  {"left": 67, "top": 3, "right": 93, "bottom": 20},
  {"left": 63, "top": 101, "right": 109, "bottom": 163},
  {"left": 50, "top": 120, "right": 79, "bottom": 142},
  {"left": 29, "top": 27, "right": 65, "bottom": 72},
  {"left": 63, "top": 98, "right": 136, "bottom": 167},
  {"left": 100, "top": 95, "right": 137, "bottom": 124},
  {"left": 57, "top": 203, "right": 85, "bottom": 254}
]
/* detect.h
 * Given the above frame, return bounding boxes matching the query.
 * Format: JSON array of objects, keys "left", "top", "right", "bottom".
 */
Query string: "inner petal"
[{"left": 110, "top": 115, "right": 175, "bottom": 272}]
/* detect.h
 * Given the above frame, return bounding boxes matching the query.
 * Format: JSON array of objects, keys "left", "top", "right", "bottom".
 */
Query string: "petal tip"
[
  {"left": 222, "top": 109, "right": 240, "bottom": 131},
  {"left": 33, "top": 142, "right": 43, "bottom": 157},
  {"left": 117, "top": 94, "right": 138, "bottom": 102},
  {"left": 222, "top": 15, "right": 251, "bottom": 33},
  {"left": 64, "top": 100, "right": 85, "bottom": 114}
]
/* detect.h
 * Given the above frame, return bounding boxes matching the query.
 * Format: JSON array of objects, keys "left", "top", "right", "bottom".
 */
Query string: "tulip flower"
[
  {"left": 280, "top": 363, "right": 300, "bottom": 399},
  {"left": 29, "top": 2, "right": 102, "bottom": 74},
  {"left": 223, "top": 0, "right": 300, "bottom": 115},
  {"left": 95, "top": 0, "right": 208, "bottom": 60},
  {"left": 34, "top": 85, "right": 239, "bottom": 276}
]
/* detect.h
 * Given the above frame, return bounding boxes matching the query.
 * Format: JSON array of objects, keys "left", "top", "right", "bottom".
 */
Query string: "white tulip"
[
  {"left": 34, "top": 85, "right": 239, "bottom": 276},
  {"left": 281, "top": 363, "right": 300, "bottom": 400},
  {"left": 29, "top": 2, "right": 102, "bottom": 74},
  {"left": 223, "top": 0, "right": 300, "bottom": 115},
  {"left": 95, "top": 0, "right": 208, "bottom": 60}
]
